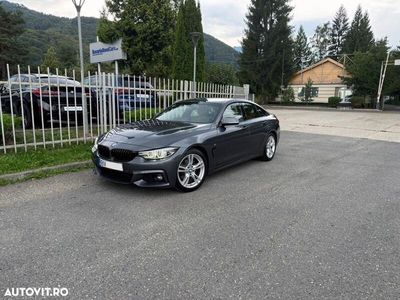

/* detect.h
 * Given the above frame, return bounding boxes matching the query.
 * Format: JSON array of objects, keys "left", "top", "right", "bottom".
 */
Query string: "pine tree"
[
  {"left": 239, "top": 0, "right": 294, "bottom": 102},
  {"left": 98, "top": 0, "right": 175, "bottom": 77},
  {"left": 311, "top": 22, "right": 331, "bottom": 63},
  {"left": 0, "top": 4, "right": 25, "bottom": 79},
  {"left": 42, "top": 47, "right": 60, "bottom": 72},
  {"left": 328, "top": 5, "right": 349, "bottom": 59},
  {"left": 293, "top": 26, "right": 312, "bottom": 71},
  {"left": 172, "top": 0, "right": 205, "bottom": 81},
  {"left": 343, "top": 5, "right": 374, "bottom": 53}
]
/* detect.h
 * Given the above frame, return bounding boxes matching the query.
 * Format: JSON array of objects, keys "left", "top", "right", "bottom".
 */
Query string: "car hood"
[{"left": 101, "top": 119, "right": 212, "bottom": 149}]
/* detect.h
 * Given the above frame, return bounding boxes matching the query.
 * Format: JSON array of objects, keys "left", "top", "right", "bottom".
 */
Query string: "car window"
[
  {"left": 242, "top": 103, "right": 264, "bottom": 120},
  {"left": 223, "top": 103, "right": 244, "bottom": 122},
  {"left": 255, "top": 106, "right": 268, "bottom": 117},
  {"left": 157, "top": 101, "right": 221, "bottom": 124}
]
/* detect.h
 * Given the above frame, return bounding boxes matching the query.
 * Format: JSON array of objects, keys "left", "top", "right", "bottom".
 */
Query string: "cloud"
[{"left": 8, "top": 0, "right": 400, "bottom": 47}]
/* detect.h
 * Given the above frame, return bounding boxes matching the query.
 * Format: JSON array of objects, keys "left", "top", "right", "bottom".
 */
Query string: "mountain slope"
[
  {"left": 204, "top": 33, "right": 239, "bottom": 67},
  {"left": 1, "top": 0, "right": 239, "bottom": 68}
]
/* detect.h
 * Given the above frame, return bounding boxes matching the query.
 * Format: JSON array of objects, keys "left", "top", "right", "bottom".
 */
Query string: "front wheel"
[
  {"left": 261, "top": 133, "right": 277, "bottom": 161},
  {"left": 175, "top": 149, "right": 207, "bottom": 192}
]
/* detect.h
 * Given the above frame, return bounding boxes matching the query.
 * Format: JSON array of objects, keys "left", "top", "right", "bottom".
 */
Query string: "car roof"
[{"left": 180, "top": 98, "right": 255, "bottom": 105}]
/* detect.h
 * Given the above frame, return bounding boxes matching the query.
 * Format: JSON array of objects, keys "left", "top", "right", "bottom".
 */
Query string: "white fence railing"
[{"left": 0, "top": 64, "right": 251, "bottom": 153}]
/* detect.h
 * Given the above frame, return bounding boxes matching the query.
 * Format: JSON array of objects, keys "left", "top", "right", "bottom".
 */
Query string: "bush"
[
  {"left": 0, "top": 114, "right": 22, "bottom": 144},
  {"left": 281, "top": 87, "right": 295, "bottom": 103},
  {"left": 124, "top": 109, "right": 158, "bottom": 122},
  {"left": 350, "top": 96, "right": 371, "bottom": 109},
  {"left": 328, "top": 97, "right": 341, "bottom": 108}
]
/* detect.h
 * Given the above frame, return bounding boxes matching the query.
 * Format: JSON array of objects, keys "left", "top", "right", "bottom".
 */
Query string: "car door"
[
  {"left": 213, "top": 103, "right": 251, "bottom": 168},
  {"left": 241, "top": 103, "right": 269, "bottom": 156}
]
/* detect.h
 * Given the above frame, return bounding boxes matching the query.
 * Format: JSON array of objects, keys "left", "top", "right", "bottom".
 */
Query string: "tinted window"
[
  {"left": 157, "top": 101, "right": 221, "bottom": 124},
  {"left": 255, "top": 106, "right": 268, "bottom": 117},
  {"left": 242, "top": 103, "right": 264, "bottom": 120},
  {"left": 223, "top": 103, "right": 244, "bottom": 122}
]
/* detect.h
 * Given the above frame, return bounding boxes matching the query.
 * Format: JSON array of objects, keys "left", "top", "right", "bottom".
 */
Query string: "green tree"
[
  {"left": 384, "top": 44, "right": 400, "bottom": 98},
  {"left": 239, "top": 0, "right": 294, "bottom": 103},
  {"left": 293, "top": 26, "right": 312, "bottom": 71},
  {"left": 42, "top": 47, "right": 60, "bottom": 72},
  {"left": 205, "top": 63, "right": 238, "bottom": 85},
  {"left": 303, "top": 78, "right": 314, "bottom": 103},
  {"left": 343, "top": 6, "right": 374, "bottom": 54},
  {"left": 343, "top": 39, "right": 389, "bottom": 108},
  {"left": 0, "top": 4, "right": 25, "bottom": 79},
  {"left": 281, "top": 87, "right": 295, "bottom": 103},
  {"left": 311, "top": 22, "right": 331, "bottom": 63},
  {"left": 172, "top": 0, "right": 206, "bottom": 81},
  {"left": 98, "top": 0, "right": 176, "bottom": 77},
  {"left": 328, "top": 5, "right": 349, "bottom": 59}
]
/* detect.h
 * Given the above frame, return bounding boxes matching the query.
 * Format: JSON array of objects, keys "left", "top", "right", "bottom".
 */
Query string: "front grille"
[
  {"left": 111, "top": 148, "right": 137, "bottom": 162},
  {"left": 99, "top": 167, "right": 133, "bottom": 183},
  {"left": 98, "top": 145, "right": 137, "bottom": 162},
  {"left": 98, "top": 145, "right": 111, "bottom": 159}
]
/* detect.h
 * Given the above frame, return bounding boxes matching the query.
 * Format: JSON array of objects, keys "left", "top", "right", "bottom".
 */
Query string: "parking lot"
[{"left": 1, "top": 109, "right": 400, "bottom": 299}]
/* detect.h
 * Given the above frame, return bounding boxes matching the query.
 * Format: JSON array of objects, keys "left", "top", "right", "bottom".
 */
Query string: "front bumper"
[{"left": 92, "top": 150, "right": 183, "bottom": 188}]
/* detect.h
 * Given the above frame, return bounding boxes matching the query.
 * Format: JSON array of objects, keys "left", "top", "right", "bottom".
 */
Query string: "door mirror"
[{"left": 221, "top": 117, "right": 240, "bottom": 126}]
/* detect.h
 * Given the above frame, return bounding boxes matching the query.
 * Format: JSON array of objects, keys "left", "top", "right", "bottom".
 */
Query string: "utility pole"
[
  {"left": 72, "top": 0, "right": 88, "bottom": 137},
  {"left": 377, "top": 50, "right": 392, "bottom": 110}
]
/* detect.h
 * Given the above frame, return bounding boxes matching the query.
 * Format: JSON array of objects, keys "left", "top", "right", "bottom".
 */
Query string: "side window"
[
  {"left": 255, "top": 106, "right": 268, "bottom": 117},
  {"left": 242, "top": 104, "right": 259, "bottom": 120},
  {"left": 223, "top": 103, "right": 244, "bottom": 122}
]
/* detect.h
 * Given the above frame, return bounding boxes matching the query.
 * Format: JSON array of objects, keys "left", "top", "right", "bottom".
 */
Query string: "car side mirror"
[{"left": 221, "top": 117, "right": 240, "bottom": 126}]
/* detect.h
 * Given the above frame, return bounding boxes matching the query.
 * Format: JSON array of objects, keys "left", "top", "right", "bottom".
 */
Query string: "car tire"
[
  {"left": 175, "top": 149, "right": 207, "bottom": 193},
  {"left": 22, "top": 103, "right": 32, "bottom": 129},
  {"left": 261, "top": 133, "right": 277, "bottom": 161}
]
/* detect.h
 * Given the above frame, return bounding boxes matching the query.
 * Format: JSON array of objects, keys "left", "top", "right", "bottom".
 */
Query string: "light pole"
[
  {"left": 72, "top": 0, "right": 88, "bottom": 137},
  {"left": 377, "top": 49, "right": 393, "bottom": 110},
  {"left": 190, "top": 32, "right": 201, "bottom": 98}
]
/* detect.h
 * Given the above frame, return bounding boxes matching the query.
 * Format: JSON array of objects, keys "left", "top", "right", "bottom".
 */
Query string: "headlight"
[
  {"left": 139, "top": 147, "right": 178, "bottom": 160},
  {"left": 92, "top": 137, "right": 99, "bottom": 153}
]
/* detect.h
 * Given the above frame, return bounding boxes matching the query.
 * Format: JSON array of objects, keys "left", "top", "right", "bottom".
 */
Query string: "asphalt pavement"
[{"left": 1, "top": 131, "right": 400, "bottom": 299}]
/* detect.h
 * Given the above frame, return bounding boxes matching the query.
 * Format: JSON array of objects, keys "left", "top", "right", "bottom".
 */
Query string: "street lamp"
[
  {"left": 377, "top": 49, "right": 393, "bottom": 110},
  {"left": 72, "top": 0, "right": 88, "bottom": 137},
  {"left": 190, "top": 32, "right": 201, "bottom": 97}
]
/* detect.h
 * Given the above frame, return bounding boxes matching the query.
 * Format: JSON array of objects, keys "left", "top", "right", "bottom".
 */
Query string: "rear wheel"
[
  {"left": 261, "top": 133, "right": 277, "bottom": 161},
  {"left": 176, "top": 149, "right": 207, "bottom": 192},
  {"left": 22, "top": 103, "right": 32, "bottom": 129}
]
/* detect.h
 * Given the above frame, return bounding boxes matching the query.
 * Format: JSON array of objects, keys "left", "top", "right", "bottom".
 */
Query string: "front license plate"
[{"left": 98, "top": 158, "right": 123, "bottom": 172}]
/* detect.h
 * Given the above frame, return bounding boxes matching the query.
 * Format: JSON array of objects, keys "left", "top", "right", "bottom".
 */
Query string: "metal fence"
[{"left": 0, "top": 64, "right": 251, "bottom": 153}]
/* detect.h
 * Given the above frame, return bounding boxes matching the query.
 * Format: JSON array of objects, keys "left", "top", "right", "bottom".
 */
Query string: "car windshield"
[{"left": 156, "top": 101, "right": 221, "bottom": 124}]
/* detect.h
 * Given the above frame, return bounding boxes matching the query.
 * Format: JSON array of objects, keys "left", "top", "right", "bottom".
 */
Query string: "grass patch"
[{"left": 0, "top": 143, "right": 92, "bottom": 175}]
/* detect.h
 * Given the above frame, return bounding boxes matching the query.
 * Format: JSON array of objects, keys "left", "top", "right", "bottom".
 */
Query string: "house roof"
[
  {"left": 289, "top": 57, "right": 348, "bottom": 85},
  {"left": 294, "top": 58, "right": 345, "bottom": 76}
]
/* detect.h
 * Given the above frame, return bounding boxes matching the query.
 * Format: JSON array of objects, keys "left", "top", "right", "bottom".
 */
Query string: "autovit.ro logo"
[{"left": 3, "top": 287, "right": 68, "bottom": 297}]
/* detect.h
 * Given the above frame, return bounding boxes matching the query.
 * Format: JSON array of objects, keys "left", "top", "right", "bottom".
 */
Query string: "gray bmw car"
[{"left": 92, "top": 98, "right": 280, "bottom": 192}]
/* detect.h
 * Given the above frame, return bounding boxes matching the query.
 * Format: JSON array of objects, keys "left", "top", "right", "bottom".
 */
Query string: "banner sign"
[{"left": 90, "top": 39, "right": 127, "bottom": 64}]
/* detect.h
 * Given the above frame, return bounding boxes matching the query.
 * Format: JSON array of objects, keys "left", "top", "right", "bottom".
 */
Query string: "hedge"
[{"left": 328, "top": 97, "right": 342, "bottom": 108}]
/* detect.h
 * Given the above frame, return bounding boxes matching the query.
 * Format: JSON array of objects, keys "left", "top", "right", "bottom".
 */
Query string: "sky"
[{"left": 8, "top": 0, "right": 400, "bottom": 48}]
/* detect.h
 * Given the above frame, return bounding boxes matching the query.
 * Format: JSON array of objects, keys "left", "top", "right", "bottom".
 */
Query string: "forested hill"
[{"left": 0, "top": 0, "right": 239, "bottom": 68}]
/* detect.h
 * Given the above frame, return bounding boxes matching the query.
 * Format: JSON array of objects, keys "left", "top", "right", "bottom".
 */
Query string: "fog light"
[{"left": 155, "top": 174, "right": 164, "bottom": 182}]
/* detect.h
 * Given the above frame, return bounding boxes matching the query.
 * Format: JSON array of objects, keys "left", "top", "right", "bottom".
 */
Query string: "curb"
[
  {"left": 264, "top": 105, "right": 399, "bottom": 114},
  {"left": 264, "top": 106, "right": 335, "bottom": 112},
  {"left": 0, "top": 160, "right": 92, "bottom": 181}
]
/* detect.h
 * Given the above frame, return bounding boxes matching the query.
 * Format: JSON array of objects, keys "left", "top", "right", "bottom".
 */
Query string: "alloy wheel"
[{"left": 177, "top": 153, "right": 206, "bottom": 190}]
